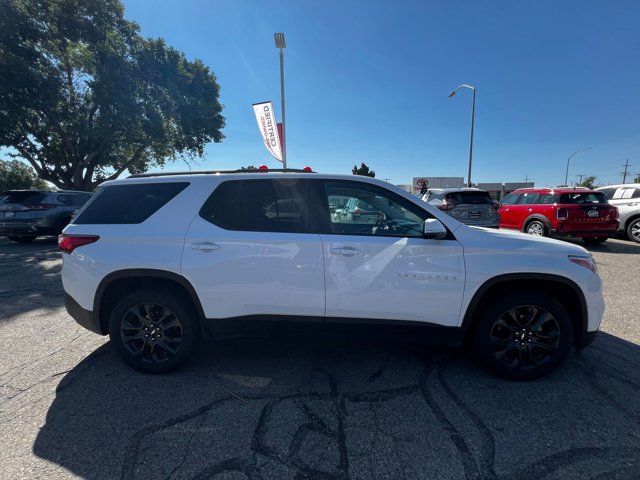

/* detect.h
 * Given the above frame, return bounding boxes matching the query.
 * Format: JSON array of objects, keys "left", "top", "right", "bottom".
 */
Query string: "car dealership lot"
[{"left": 1, "top": 237, "right": 639, "bottom": 479}]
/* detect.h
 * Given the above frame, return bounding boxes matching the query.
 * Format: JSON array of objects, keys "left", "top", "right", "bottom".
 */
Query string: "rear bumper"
[
  {"left": 65, "top": 293, "right": 104, "bottom": 335},
  {"left": 552, "top": 220, "right": 619, "bottom": 238}
]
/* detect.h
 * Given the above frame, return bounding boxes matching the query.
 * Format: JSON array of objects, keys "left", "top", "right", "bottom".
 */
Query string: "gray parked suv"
[
  {"left": 421, "top": 188, "right": 501, "bottom": 228},
  {"left": 596, "top": 184, "right": 640, "bottom": 243},
  {"left": 0, "top": 190, "right": 93, "bottom": 243}
]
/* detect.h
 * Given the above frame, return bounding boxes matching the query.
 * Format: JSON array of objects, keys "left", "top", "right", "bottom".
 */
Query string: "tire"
[
  {"left": 583, "top": 237, "right": 608, "bottom": 245},
  {"left": 108, "top": 288, "right": 200, "bottom": 373},
  {"left": 525, "top": 220, "right": 547, "bottom": 237},
  {"left": 627, "top": 218, "right": 640, "bottom": 244},
  {"left": 473, "top": 292, "right": 573, "bottom": 380},
  {"left": 8, "top": 236, "right": 36, "bottom": 243}
]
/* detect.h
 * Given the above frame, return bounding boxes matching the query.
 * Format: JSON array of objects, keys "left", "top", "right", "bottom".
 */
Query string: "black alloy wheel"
[
  {"left": 473, "top": 292, "right": 572, "bottom": 380},
  {"left": 489, "top": 305, "right": 560, "bottom": 370},
  {"left": 120, "top": 303, "right": 184, "bottom": 365},
  {"left": 109, "top": 289, "right": 198, "bottom": 372}
]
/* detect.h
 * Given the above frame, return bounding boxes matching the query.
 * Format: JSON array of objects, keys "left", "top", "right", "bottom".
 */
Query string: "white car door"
[
  {"left": 181, "top": 178, "right": 325, "bottom": 319},
  {"left": 320, "top": 180, "right": 465, "bottom": 327}
]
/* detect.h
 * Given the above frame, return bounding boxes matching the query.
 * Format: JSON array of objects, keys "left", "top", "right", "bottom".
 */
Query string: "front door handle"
[
  {"left": 192, "top": 242, "right": 221, "bottom": 252},
  {"left": 330, "top": 247, "right": 361, "bottom": 256}
]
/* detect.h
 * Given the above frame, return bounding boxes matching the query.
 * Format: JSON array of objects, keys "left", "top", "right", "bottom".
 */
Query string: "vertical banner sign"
[{"left": 252, "top": 101, "right": 283, "bottom": 162}]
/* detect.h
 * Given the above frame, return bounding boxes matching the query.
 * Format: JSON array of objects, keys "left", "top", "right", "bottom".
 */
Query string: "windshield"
[
  {"left": 445, "top": 191, "right": 492, "bottom": 205},
  {"left": 558, "top": 192, "right": 608, "bottom": 204}
]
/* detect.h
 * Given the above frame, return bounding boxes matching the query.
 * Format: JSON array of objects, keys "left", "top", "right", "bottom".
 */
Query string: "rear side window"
[
  {"left": 538, "top": 194, "right": 558, "bottom": 204},
  {"left": 75, "top": 182, "right": 188, "bottom": 224},
  {"left": 558, "top": 192, "right": 608, "bottom": 204},
  {"left": 445, "top": 191, "right": 492, "bottom": 205},
  {"left": 200, "top": 179, "right": 313, "bottom": 233}
]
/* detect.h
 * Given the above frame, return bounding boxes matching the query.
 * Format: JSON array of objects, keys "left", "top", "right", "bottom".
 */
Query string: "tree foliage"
[
  {"left": 0, "top": 0, "right": 225, "bottom": 191},
  {"left": 0, "top": 159, "right": 49, "bottom": 191},
  {"left": 352, "top": 162, "right": 375, "bottom": 177},
  {"left": 578, "top": 176, "right": 597, "bottom": 189}
]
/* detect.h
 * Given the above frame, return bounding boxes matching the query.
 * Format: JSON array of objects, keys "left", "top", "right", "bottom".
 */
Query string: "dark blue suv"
[{"left": 0, "top": 190, "right": 92, "bottom": 243}]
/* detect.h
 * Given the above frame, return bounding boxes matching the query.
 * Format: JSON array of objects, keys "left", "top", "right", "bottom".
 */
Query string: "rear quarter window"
[{"left": 74, "top": 182, "right": 189, "bottom": 224}]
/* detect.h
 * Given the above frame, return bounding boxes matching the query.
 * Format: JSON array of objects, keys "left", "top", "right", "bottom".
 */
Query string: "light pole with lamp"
[
  {"left": 564, "top": 147, "right": 591, "bottom": 186},
  {"left": 274, "top": 33, "right": 287, "bottom": 170},
  {"left": 449, "top": 84, "right": 476, "bottom": 187}
]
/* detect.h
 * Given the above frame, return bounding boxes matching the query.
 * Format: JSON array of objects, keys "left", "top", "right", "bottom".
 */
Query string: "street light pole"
[
  {"left": 449, "top": 84, "right": 476, "bottom": 187},
  {"left": 564, "top": 147, "right": 591, "bottom": 186},
  {"left": 274, "top": 33, "right": 287, "bottom": 170}
]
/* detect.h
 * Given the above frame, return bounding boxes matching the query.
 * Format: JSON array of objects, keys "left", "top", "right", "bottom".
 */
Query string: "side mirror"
[{"left": 423, "top": 218, "right": 447, "bottom": 239}]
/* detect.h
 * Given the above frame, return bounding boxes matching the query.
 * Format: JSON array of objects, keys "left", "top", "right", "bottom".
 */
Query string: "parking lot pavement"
[{"left": 0, "top": 237, "right": 639, "bottom": 480}]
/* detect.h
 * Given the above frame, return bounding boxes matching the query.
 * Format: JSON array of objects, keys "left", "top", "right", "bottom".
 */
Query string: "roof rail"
[{"left": 127, "top": 168, "right": 315, "bottom": 179}]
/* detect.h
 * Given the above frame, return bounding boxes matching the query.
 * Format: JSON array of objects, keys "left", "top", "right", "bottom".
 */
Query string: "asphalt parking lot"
[{"left": 1, "top": 236, "right": 639, "bottom": 480}]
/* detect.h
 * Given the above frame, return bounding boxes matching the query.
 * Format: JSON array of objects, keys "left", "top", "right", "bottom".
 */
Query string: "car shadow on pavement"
[
  {"left": 0, "top": 237, "right": 62, "bottom": 324},
  {"left": 33, "top": 331, "right": 640, "bottom": 480}
]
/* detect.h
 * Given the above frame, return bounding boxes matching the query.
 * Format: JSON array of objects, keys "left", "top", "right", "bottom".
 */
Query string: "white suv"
[{"left": 60, "top": 170, "right": 604, "bottom": 379}]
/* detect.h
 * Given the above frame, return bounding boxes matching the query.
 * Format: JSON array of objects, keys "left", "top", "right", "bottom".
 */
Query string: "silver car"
[
  {"left": 421, "top": 188, "right": 500, "bottom": 228},
  {"left": 596, "top": 184, "right": 640, "bottom": 243}
]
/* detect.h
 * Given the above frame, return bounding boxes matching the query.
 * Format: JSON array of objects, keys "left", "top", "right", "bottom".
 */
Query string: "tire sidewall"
[
  {"left": 525, "top": 220, "right": 546, "bottom": 236},
  {"left": 473, "top": 292, "right": 573, "bottom": 380},
  {"left": 627, "top": 218, "right": 640, "bottom": 244},
  {"left": 108, "top": 289, "right": 199, "bottom": 373}
]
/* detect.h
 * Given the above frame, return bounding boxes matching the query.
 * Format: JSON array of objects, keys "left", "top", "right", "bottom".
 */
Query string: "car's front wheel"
[
  {"left": 473, "top": 292, "right": 573, "bottom": 380},
  {"left": 627, "top": 218, "right": 640, "bottom": 244},
  {"left": 8, "top": 236, "right": 35, "bottom": 243},
  {"left": 109, "top": 289, "right": 199, "bottom": 373}
]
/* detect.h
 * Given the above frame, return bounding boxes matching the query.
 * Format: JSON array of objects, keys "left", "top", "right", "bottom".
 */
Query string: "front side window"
[
  {"left": 516, "top": 192, "right": 540, "bottom": 205},
  {"left": 500, "top": 193, "right": 520, "bottom": 205},
  {"left": 200, "top": 179, "right": 310, "bottom": 233},
  {"left": 325, "top": 181, "right": 428, "bottom": 237}
]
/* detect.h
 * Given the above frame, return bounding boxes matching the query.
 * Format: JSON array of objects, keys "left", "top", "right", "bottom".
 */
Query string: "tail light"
[
  {"left": 610, "top": 207, "right": 619, "bottom": 219},
  {"left": 557, "top": 208, "right": 569, "bottom": 220},
  {"left": 437, "top": 201, "right": 455, "bottom": 211},
  {"left": 58, "top": 234, "right": 99, "bottom": 254}
]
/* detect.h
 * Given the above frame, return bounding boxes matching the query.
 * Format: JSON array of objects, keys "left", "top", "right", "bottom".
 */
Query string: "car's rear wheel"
[
  {"left": 473, "top": 292, "right": 572, "bottom": 380},
  {"left": 8, "top": 236, "right": 35, "bottom": 243},
  {"left": 109, "top": 289, "right": 199, "bottom": 373},
  {"left": 627, "top": 218, "right": 640, "bottom": 244},
  {"left": 583, "top": 237, "right": 608, "bottom": 245},
  {"left": 525, "top": 220, "right": 547, "bottom": 237}
]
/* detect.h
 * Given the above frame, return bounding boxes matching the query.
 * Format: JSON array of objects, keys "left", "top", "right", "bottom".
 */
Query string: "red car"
[{"left": 498, "top": 187, "right": 619, "bottom": 244}]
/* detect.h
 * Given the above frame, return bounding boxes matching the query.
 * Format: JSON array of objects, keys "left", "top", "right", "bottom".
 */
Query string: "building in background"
[
  {"left": 477, "top": 182, "right": 534, "bottom": 200},
  {"left": 402, "top": 177, "right": 534, "bottom": 199}
]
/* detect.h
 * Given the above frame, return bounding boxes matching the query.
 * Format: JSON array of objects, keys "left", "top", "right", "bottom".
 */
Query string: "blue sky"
[{"left": 123, "top": 0, "right": 640, "bottom": 186}]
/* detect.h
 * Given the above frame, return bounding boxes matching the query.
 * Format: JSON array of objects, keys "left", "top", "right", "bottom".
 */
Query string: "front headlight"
[{"left": 569, "top": 255, "right": 597, "bottom": 273}]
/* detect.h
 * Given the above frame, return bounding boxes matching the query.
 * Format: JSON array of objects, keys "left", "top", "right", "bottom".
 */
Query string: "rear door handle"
[
  {"left": 192, "top": 242, "right": 221, "bottom": 252},
  {"left": 330, "top": 247, "right": 361, "bottom": 256}
]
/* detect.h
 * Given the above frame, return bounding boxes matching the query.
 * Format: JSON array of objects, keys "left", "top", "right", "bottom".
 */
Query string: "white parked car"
[
  {"left": 60, "top": 170, "right": 604, "bottom": 379},
  {"left": 596, "top": 184, "right": 640, "bottom": 243}
]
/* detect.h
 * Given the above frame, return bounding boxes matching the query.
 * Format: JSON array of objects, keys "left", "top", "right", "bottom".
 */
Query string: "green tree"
[
  {"left": 0, "top": 0, "right": 225, "bottom": 191},
  {"left": 578, "top": 176, "right": 597, "bottom": 189},
  {"left": 352, "top": 162, "right": 375, "bottom": 177},
  {"left": 0, "top": 159, "right": 49, "bottom": 192},
  {"left": 634, "top": 174, "right": 640, "bottom": 183},
  {"left": 241, "top": 165, "right": 257, "bottom": 170}
]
